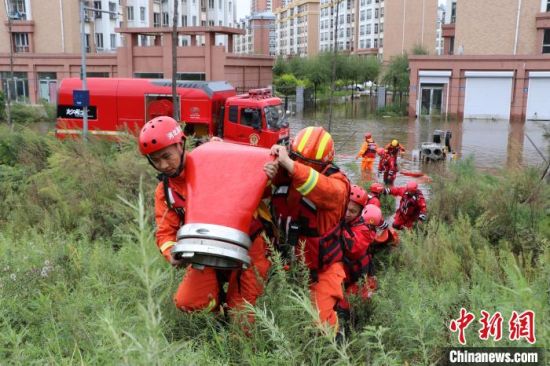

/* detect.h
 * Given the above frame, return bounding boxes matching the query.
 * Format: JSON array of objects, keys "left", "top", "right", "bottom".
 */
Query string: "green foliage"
[
  {"left": 412, "top": 44, "right": 429, "bottom": 55},
  {"left": 9, "top": 103, "right": 51, "bottom": 124},
  {"left": 274, "top": 73, "right": 300, "bottom": 96},
  {"left": 382, "top": 54, "right": 409, "bottom": 93},
  {"left": 0, "top": 128, "right": 548, "bottom": 363},
  {"left": 272, "top": 56, "right": 290, "bottom": 77}
]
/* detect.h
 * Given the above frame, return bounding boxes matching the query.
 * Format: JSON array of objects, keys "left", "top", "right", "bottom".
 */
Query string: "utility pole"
[
  {"left": 78, "top": 0, "right": 120, "bottom": 140},
  {"left": 328, "top": 0, "right": 341, "bottom": 133},
  {"left": 4, "top": 0, "right": 17, "bottom": 130},
  {"left": 172, "top": 0, "right": 180, "bottom": 121},
  {"left": 79, "top": 0, "right": 89, "bottom": 140}
]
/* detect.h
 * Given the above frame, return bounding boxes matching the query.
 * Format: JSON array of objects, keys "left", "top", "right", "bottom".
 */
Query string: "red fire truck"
[{"left": 55, "top": 78, "right": 289, "bottom": 148}]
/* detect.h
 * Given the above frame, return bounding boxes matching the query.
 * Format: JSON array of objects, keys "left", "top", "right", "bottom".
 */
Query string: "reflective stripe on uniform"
[
  {"left": 160, "top": 241, "right": 176, "bottom": 253},
  {"left": 315, "top": 132, "right": 331, "bottom": 160},
  {"left": 296, "top": 127, "right": 314, "bottom": 153},
  {"left": 296, "top": 168, "right": 319, "bottom": 196}
]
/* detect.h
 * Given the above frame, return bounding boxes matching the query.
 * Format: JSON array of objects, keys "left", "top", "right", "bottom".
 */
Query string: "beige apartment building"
[
  {"left": 409, "top": 0, "right": 550, "bottom": 121},
  {"left": 317, "top": 0, "right": 437, "bottom": 62},
  {"left": 274, "top": 0, "right": 320, "bottom": 56},
  {"left": 0, "top": 0, "right": 272, "bottom": 104}
]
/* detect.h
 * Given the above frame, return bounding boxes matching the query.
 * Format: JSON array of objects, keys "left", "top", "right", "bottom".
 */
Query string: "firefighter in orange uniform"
[
  {"left": 386, "top": 181, "right": 427, "bottom": 230},
  {"left": 263, "top": 126, "right": 350, "bottom": 328},
  {"left": 356, "top": 132, "right": 378, "bottom": 172},
  {"left": 138, "top": 116, "right": 271, "bottom": 320}
]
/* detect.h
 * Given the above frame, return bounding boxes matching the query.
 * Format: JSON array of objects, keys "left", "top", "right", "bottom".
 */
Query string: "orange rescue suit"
[
  {"left": 271, "top": 161, "right": 349, "bottom": 326},
  {"left": 154, "top": 168, "right": 270, "bottom": 316},
  {"left": 357, "top": 139, "right": 377, "bottom": 171}
]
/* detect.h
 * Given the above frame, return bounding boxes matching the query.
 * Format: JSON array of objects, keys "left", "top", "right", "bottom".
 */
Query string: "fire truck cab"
[{"left": 56, "top": 78, "right": 289, "bottom": 148}]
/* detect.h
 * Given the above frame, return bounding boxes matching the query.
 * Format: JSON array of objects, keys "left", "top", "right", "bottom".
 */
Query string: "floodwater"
[{"left": 289, "top": 98, "right": 549, "bottom": 187}]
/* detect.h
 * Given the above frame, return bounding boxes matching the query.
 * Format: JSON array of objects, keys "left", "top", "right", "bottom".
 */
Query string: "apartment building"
[
  {"left": 318, "top": 0, "right": 436, "bottom": 62},
  {"left": 234, "top": 0, "right": 279, "bottom": 55},
  {"left": 274, "top": 0, "right": 320, "bottom": 57},
  {"left": 319, "top": 0, "right": 384, "bottom": 54},
  {"left": 0, "top": 0, "right": 272, "bottom": 104},
  {"left": 409, "top": 0, "right": 550, "bottom": 121},
  {"left": 235, "top": 12, "right": 277, "bottom": 55}
]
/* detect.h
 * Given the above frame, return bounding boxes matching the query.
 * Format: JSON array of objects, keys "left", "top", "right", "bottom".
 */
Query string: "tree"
[
  {"left": 382, "top": 54, "right": 409, "bottom": 105},
  {"left": 274, "top": 74, "right": 300, "bottom": 109},
  {"left": 288, "top": 57, "right": 307, "bottom": 80},
  {"left": 273, "top": 56, "right": 289, "bottom": 77},
  {"left": 0, "top": 91, "right": 5, "bottom": 121},
  {"left": 304, "top": 54, "right": 330, "bottom": 104}
]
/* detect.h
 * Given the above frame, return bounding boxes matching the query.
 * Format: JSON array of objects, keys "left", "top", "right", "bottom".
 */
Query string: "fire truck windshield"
[{"left": 264, "top": 105, "right": 287, "bottom": 130}]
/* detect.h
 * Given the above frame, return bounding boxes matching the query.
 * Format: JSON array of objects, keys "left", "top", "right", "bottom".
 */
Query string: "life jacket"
[
  {"left": 341, "top": 218, "right": 375, "bottom": 285},
  {"left": 363, "top": 141, "right": 377, "bottom": 157},
  {"left": 158, "top": 173, "right": 186, "bottom": 224},
  {"left": 271, "top": 165, "right": 349, "bottom": 273},
  {"left": 399, "top": 192, "right": 421, "bottom": 217}
]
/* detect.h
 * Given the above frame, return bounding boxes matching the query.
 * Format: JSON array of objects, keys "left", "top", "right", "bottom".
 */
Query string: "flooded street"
[{"left": 289, "top": 99, "right": 549, "bottom": 186}]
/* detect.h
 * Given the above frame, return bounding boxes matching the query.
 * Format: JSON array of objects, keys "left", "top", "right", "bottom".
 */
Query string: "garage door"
[
  {"left": 526, "top": 72, "right": 550, "bottom": 121},
  {"left": 464, "top": 71, "right": 513, "bottom": 120}
]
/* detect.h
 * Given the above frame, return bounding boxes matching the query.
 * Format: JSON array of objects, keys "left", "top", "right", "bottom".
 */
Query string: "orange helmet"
[
  {"left": 362, "top": 204, "right": 383, "bottom": 226},
  {"left": 349, "top": 184, "right": 368, "bottom": 207},
  {"left": 290, "top": 126, "right": 334, "bottom": 164},
  {"left": 139, "top": 116, "right": 185, "bottom": 155}
]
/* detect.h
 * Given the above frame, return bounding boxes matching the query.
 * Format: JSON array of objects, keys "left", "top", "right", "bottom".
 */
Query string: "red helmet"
[
  {"left": 349, "top": 184, "right": 368, "bottom": 207},
  {"left": 362, "top": 204, "right": 383, "bottom": 226},
  {"left": 377, "top": 148, "right": 386, "bottom": 156},
  {"left": 406, "top": 181, "right": 418, "bottom": 193},
  {"left": 138, "top": 116, "right": 185, "bottom": 155},
  {"left": 365, "top": 132, "right": 372, "bottom": 140},
  {"left": 370, "top": 182, "right": 385, "bottom": 194},
  {"left": 291, "top": 126, "right": 334, "bottom": 164}
]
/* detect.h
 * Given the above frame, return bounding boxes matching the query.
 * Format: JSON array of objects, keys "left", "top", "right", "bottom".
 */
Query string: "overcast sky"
[{"left": 236, "top": 0, "right": 251, "bottom": 20}]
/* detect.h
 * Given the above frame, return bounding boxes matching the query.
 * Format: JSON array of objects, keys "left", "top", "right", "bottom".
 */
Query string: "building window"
[
  {"left": 154, "top": 13, "right": 161, "bottom": 27},
  {"left": 110, "top": 34, "right": 117, "bottom": 49},
  {"left": 109, "top": 2, "right": 117, "bottom": 19},
  {"left": 127, "top": 6, "right": 134, "bottom": 21},
  {"left": 12, "top": 32, "right": 29, "bottom": 52},
  {"left": 193, "top": 15, "right": 197, "bottom": 26},
  {"left": 162, "top": 12, "right": 169, "bottom": 25},
  {"left": 85, "top": 34, "right": 91, "bottom": 52},
  {"left": 7, "top": 0, "right": 26, "bottom": 19},
  {"left": 182, "top": 15, "right": 187, "bottom": 26},
  {"left": 546, "top": 0, "right": 550, "bottom": 11},
  {"left": 140, "top": 7, "right": 146, "bottom": 21},
  {"left": 94, "top": 1, "right": 102, "bottom": 18},
  {"left": 95, "top": 33, "right": 104, "bottom": 50},
  {"left": 1, "top": 71, "right": 29, "bottom": 102},
  {"left": 543, "top": 29, "right": 550, "bottom": 53}
]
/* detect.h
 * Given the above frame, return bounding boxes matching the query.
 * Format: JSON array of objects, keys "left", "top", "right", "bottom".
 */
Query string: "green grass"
[{"left": 0, "top": 125, "right": 548, "bottom": 364}]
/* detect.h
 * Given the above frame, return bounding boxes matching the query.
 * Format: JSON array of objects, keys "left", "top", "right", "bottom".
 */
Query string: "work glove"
[{"left": 418, "top": 214, "right": 427, "bottom": 222}]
